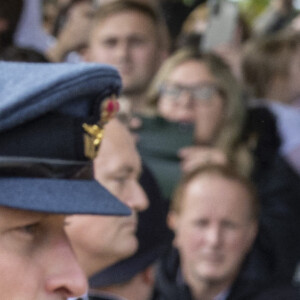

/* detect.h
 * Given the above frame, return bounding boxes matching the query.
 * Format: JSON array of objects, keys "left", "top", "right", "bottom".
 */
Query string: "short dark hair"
[
  {"left": 94, "top": 0, "right": 160, "bottom": 25},
  {"left": 92, "top": 0, "right": 169, "bottom": 50},
  {"left": 171, "top": 164, "right": 260, "bottom": 220}
]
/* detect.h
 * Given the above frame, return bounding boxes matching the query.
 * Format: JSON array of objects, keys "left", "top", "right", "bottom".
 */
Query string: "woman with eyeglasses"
[{"left": 133, "top": 48, "right": 252, "bottom": 201}]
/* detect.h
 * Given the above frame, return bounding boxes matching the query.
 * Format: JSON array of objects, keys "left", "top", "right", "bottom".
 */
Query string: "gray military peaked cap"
[{"left": 0, "top": 61, "right": 131, "bottom": 216}]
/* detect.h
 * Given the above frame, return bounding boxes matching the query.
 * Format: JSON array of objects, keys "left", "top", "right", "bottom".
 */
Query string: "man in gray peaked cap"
[{"left": 0, "top": 61, "right": 131, "bottom": 300}]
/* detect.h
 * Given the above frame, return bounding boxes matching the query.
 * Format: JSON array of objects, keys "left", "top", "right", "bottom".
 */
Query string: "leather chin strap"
[{"left": 0, "top": 156, "right": 93, "bottom": 180}]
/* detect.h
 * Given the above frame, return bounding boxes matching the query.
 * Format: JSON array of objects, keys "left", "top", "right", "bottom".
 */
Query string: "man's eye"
[
  {"left": 17, "top": 223, "right": 40, "bottom": 237},
  {"left": 129, "top": 38, "right": 146, "bottom": 47},
  {"left": 102, "top": 39, "right": 117, "bottom": 48},
  {"left": 194, "top": 220, "right": 208, "bottom": 227}
]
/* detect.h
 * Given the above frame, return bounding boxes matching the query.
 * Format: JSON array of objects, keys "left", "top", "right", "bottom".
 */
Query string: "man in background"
[
  {"left": 85, "top": 0, "right": 169, "bottom": 116},
  {"left": 66, "top": 119, "right": 149, "bottom": 278},
  {"left": 153, "top": 165, "right": 260, "bottom": 300}
]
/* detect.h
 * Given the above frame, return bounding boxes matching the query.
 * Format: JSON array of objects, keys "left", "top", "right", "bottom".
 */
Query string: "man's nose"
[
  {"left": 205, "top": 225, "right": 222, "bottom": 247},
  {"left": 45, "top": 234, "right": 88, "bottom": 298},
  {"left": 125, "top": 180, "right": 149, "bottom": 212},
  {"left": 115, "top": 41, "right": 131, "bottom": 60}
]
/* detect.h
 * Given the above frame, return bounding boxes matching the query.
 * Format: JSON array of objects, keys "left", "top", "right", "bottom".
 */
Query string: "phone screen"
[{"left": 201, "top": 0, "right": 239, "bottom": 52}]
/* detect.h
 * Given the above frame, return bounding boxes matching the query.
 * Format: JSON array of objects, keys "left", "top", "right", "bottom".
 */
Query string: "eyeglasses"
[{"left": 160, "top": 83, "right": 221, "bottom": 103}]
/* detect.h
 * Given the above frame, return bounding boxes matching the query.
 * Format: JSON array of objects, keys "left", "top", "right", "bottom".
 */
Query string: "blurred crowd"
[{"left": 1, "top": 0, "right": 300, "bottom": 299}]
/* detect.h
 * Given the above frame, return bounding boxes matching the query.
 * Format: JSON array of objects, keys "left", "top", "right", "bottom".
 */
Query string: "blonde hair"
[{"left": 181, "top": 3, "right": 209, "bottom": 34}]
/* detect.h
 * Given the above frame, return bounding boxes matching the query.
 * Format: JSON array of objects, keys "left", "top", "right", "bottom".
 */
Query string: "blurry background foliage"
[
  {"left": 238, "top": 0, "right": 271, "bottom": 25},
  {"left": 178, "top": 0, "right": 273, "bottom": 27}
]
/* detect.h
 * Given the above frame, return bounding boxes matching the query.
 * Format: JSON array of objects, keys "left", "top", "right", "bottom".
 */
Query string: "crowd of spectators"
[{"left": 1, "top": 0, "right": 300, "bottom": 299}]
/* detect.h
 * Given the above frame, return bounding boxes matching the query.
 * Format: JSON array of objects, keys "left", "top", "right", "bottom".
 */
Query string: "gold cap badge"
[{"left": 83, "top": 96, "right": 119, "bottom": 159}]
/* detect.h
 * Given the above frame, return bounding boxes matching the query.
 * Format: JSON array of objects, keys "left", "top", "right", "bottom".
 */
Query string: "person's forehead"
[
  {"left": 100, "top": 144, "right": 141, "bottom": 176},
  {"left": 94, "top": 10, "right": 157, "bottom": 35},
  {"left": 182, "top": 174, "right": 251, "bottom": 211},
  {"left": 96, "top": 120, "right": 141, "bottom": 173},
  {"left": 168, "top": 60, "right": 214, "bottom": 83},
  {"left": 98, "top": 143, "right": 140, "bottom": 171},
  {"left": 102, "top": 119, "right": 136, "bottom": 148}
]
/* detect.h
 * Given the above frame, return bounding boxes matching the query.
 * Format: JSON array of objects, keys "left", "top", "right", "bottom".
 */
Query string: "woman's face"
[{"left": 158, "top": 59, "right": 225, "bottom": 142}]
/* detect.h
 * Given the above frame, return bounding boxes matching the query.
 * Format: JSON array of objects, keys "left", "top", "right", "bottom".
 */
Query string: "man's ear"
[
  {"left": 246, "top": 221, "right": 258, "bottom": 251},
  {"left": 168, "top": 211, "right": 181, "bottom": 248},
  {"left": 167, "top": 211, "right": 177, "bottom": 231}
]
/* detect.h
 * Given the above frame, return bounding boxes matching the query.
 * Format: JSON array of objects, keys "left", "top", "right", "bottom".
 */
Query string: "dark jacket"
[
  {"left": 151, "top": 248, "right": 192, "bottom": 300},
  {"left": 251, "top": 284, "right": 300, "bottom": 300},
  {"left": 151, "top": 248, "right": 270, "bottom": 300},
  {"left": 245, "top": 107, "right": 300, "bottom": 283}
]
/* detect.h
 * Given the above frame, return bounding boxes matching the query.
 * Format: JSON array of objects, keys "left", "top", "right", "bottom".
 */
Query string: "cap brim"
[{"left": 0, "top": 178, "right": 131, "bottom": 216}]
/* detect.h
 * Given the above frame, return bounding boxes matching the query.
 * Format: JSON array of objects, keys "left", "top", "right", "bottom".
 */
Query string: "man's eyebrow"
[
  {"left": 101, "top": 37, "right": 118, "bottom": 42},
  {"left": 118, "top": 165, "right": 141, "bottom": 177}
]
